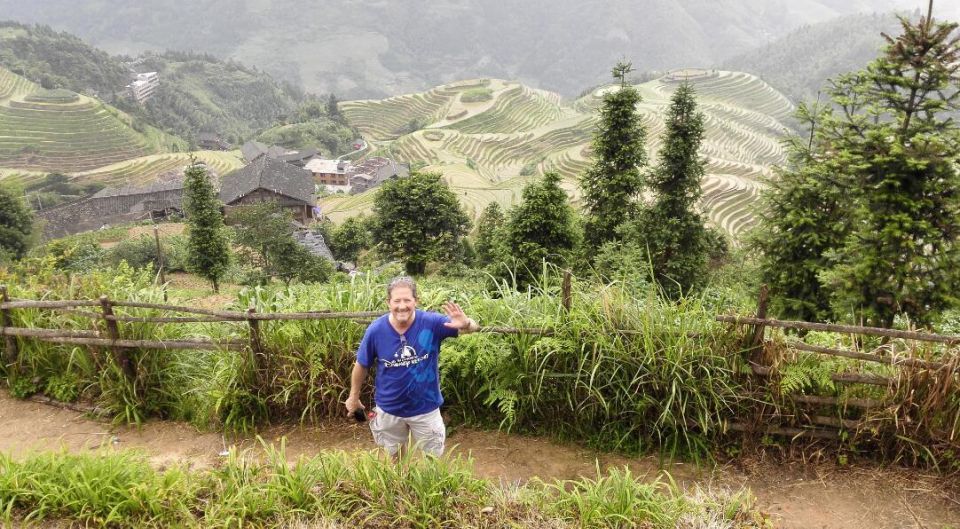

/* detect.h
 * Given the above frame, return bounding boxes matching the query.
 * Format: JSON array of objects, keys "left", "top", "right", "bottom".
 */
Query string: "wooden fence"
[
  {"left": 3, "top": 281, "right": 958, "bottom": 443},
  {"left": 718, "top": 286, "right": 960, "bottom": 440},
  {"left": 0, "top": 285, "right": 554, "bottom": 387}
]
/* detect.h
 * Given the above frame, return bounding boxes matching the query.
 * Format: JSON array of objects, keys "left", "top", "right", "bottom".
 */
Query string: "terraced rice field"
[
  {"left": 0, "top": 92, "right": 153, "bottom": 172},
  {"left": 70, "top": 151, "right": 245, "bottom": 188},
  {"left": 328, "top": 70, "right": 793, "bottom": 240}
]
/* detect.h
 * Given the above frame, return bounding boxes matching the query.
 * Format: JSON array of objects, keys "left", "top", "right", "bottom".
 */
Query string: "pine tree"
[
  {"left": 822, "top": 7, "right": 960, "bottom": 327},
  {"left": 580, "top": 61, "right": 647, "bottom": 255},
  {"left": 755, "top": 4, "right": 960, "bottom": 327},
  {"left": 371, "top": 171, "right": 471, "bottom": 275},
  {"left": 753, "top": 101, "right": 849, "bottom": 322},
  {"left": 182, "top": 162, "right": 230, "bottom": 292},
  {"left": 636, "top": 83, "right": 710, "bottom": 299},
  {"left": 504, "top": 172, "right": 580, "bottom": 287},
  {"left": 474, "top": 202, "right": 506, "bottom": 268}
]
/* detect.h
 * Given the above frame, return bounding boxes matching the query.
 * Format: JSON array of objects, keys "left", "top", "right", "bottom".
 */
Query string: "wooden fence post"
[
  {"left": 562, "top": 269, "right": 572, "bottom": 313},
  {"left": 100, "top": 295, "right": 135, "bottom": 381},
  {"left": 1, "top": 285, "right": 18, "bottom": 364},
  {"left": 247, "top": 307, "right": 268, "bottom": 388},
  {"left": 748, "top": 284, "right": 769, "bottom": 364},
  {"left": 153, "top": 225, "right": 168, "bottom": 302}
]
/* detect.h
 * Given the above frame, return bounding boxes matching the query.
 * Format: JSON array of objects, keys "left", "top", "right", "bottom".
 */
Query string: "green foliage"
[
  {"left": 633, "top": 83, "right": 710, "bottom": 299},
  {"left": 183, "top": 162, "right": 230, "bottom": 292},
  {"left": 752, "top": 101, "right": 847, "bottom": 322},
  {"left": 460, "top": 87, "right": 493, "bottom": 103},
  {"left": 580, "top": 61, "right": 648, "bottom": 254},
  {"left": 822, "top": 13, "right": 960, "bottom": 327},
  {"left": 231, "top": 201, "right": 333, "bottom": 285},
  {"left": 0, "top": 447, "right": 768, "bottom": 528},
  {"left": 0, "top": 185, "right": 34, "bottom": 260},
  {"left": 105, "top": 234, "right": 189, "bottom": 273},
  {"left": 756, "top": 13, "right": 960, "bottom": 327},
  {"left": 256, "top": 102, "right": 356, "bottom": 153},
  {"left": 473, "top": 201, "right": 507, "bottom": 268},
  {"left": 327, "top": 214, "right": 372, "bottom": 263},
  {"left": 501, "top": 172, "right": 580, "bottom": 288},
  {"left": 371, "top": 171, "right": 471, "bottom": 275}
]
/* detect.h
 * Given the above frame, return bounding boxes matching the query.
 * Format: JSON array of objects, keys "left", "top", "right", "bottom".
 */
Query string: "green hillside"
[
  {"left": 0, "top": 68, "right": 186, "bottom": 172},
  {"left": 0, "top": 65, "right": 243, "bottom": 202},
  {"left": 330, "top": 70, "right": 792, "bottom": 239},
  {"left": 721, "top": 12, "right": 905, "bottom": 103}
]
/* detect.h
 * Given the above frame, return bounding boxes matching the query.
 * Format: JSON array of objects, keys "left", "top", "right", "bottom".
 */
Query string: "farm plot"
[
  {"left": 316, "top": 71, "right": 793, "bottom": 240},
  {"left": 0, "top": 93, "right": 152, "bottom": 172}
]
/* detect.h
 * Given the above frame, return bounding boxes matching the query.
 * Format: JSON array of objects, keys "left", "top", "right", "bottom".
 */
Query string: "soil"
[{"left": 1, "top": 392, "right": 957, "bottom": 529}]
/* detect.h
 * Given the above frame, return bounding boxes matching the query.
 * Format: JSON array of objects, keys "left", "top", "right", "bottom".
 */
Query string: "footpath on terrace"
[{"left": 1, "top": 391, "right": 957, "bottom": 529}]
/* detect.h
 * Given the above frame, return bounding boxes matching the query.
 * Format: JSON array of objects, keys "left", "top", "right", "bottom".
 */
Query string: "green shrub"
[{"left": 460, "top": 87, "right": 493, "bottom": 103}]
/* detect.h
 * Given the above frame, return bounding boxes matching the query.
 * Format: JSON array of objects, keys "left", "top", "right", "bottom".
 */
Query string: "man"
[{"left": 345, "top": 275, "right": 479, "bottom": 457}]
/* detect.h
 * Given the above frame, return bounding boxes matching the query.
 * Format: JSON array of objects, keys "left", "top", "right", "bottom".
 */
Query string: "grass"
[{"left": 0, "top": 445, "right": 770, "bottom": 528}]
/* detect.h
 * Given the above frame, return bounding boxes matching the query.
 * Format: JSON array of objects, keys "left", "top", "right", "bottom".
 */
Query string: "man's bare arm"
[{"left": 345, "top": 362, "right": 369, "bottom": 414}]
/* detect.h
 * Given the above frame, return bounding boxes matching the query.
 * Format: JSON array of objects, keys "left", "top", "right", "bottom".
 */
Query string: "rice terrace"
[{"left": 1, "top": 3, "right": 960, "bottom": 529}]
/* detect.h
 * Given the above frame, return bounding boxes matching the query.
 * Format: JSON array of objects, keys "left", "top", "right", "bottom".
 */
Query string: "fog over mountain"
[{"left": 0, "top": 0, "right": 954, "bottom": 98}]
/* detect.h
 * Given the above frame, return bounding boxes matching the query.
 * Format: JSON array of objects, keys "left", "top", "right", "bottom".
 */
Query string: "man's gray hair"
[{"left": 387, "top": 275, "right": 418, "bottom": 299}]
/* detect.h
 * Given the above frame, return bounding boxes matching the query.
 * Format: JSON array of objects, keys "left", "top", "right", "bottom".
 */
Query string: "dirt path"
[{"left": 1, "top": 392, "right": 957, "bottom": 529}]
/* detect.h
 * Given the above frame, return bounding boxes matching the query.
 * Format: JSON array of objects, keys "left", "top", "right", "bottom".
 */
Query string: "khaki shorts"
[{"left": 369, "top": 406, "right": 446, "bottom": 456}]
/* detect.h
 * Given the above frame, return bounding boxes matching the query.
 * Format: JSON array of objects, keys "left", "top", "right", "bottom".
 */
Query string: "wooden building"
[{"left": 220, "top": 156, "right": 316, "bottom": 223}]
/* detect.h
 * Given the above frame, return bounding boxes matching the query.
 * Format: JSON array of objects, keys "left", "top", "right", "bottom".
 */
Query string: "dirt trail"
[{"left": 1, "top": 392, "right": 957, "bottom": 529}]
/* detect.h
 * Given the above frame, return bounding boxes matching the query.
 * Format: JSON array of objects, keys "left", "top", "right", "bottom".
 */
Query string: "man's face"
[{"left": 388, "top": 286, "right": 417, "bottom": 326}]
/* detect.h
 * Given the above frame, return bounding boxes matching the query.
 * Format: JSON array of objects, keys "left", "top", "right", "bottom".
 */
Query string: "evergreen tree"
[
  {"left": 182, "top": 162, "right": 230, "bottom": 292},
  {"left": 473, "top": 202, "right": 507, "bottom": 268},
  {"left": 504, "top": 172, "right": 580, "bottom": 287},
  {"left": 754, "top": 101, "right": 849, "bottom": 322},
  {"left": 635, "top": 83, "right": 710, "bottom": 299},
  {"left": 755, "top": 6, "right": 960, "bottom": 327},
  {"left": 580, "top": 61, "right": 647, "bottom": 255},
  {"left": 823, "top": 8, "right": 960, "bottom": 327},
  {"left": 0, "top": 185, "right": 34, "bottom": 262},
  {"left": 371, "top": 171, "right": 471, "bottom": 275}
]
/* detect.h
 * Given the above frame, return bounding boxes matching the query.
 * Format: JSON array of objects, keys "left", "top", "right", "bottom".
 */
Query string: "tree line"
[{"left": 3, "top": 10, "right": 958, "bottom": 329}]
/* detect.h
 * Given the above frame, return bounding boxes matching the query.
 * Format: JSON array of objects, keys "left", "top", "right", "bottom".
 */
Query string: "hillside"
[
  {"left": 721, "top": 12, "right": 907, "bottom": 103},
  {"left": 328, "top": 70, "right": 793, "bottom": 239},
  {"left": 0, "top": 1, "right": 944, "bottom": 99},
  {"left": 0, "top": 67, "right": 184, "bottom": 173},
  {"left": 0, "top": 65, "right": 244, "bottom": 204},
  {"left": 0, "top": 22, "right": 351, "bottom": 147}
]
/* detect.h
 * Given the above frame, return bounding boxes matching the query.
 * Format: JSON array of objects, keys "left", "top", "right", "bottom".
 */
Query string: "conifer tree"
[
  {"left": 182, "top": 162, "right": 230, "bottom": 292},
  {"left": 636, "top": 83, "right": 710, "bottom": 299},
  {"left": 474, "top": 202, "right": 506, "bottom": 268},
  {"left": 504, "top": 172, "right": 580, "bottom": 287},
  {"left": 755, "top": 3, "right": 960, "bottom": 326},
  {"left": 580, "top": 61, "right": 647, "bottom": 254},
  {"left": 753, "top": 100, "right": 851, "bottom": 322}
]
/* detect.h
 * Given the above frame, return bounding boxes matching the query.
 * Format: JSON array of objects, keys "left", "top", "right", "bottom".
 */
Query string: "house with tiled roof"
[{"left": 220, "top": 156, "right": 316, "bottom": 223}]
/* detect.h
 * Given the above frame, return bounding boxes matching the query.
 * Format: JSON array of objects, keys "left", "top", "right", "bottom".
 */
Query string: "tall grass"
[{"left": 0, "top": 447, "right": 769, "bottom": 528}]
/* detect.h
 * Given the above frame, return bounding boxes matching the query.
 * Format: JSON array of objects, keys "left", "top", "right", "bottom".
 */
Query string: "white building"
[{"left": 127, "top": 72, "right": 159, "bottom": 104}]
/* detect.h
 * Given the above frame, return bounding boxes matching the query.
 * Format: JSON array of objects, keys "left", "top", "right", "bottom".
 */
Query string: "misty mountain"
[
  {"left": 722, "top": 12, "right": 906, "bottom": 103},
  {"left": 0, "top": 0, "right": 946, "bottom": 99}
]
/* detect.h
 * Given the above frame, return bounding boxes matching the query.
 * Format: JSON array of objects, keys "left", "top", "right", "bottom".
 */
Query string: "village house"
[
  {"left": 220, "top": 156, "right": 316, "bottom": 223},
  {"left": 348, "top": 157, "right": 409, "bottom": 194},
  {"left": 197, "top": 132, "right": 231, "bottom": 151},
  {"left": 305, "top": 158, "right": 350, "bottom": 189}
]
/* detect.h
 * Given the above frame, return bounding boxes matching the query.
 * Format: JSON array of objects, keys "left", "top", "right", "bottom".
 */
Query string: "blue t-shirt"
[{"left": 356, "top": 309, "right": 458, "bottom": 417}]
